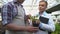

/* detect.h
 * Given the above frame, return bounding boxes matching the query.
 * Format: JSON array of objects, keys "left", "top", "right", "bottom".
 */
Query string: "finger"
[
  {"left": 33, "top": 29, "right": 39, "bottom": 32},
  {"left": 33, "top": 27, "right": 39, "bottom": 29},
  {"left": 34, "top": 28, "right": 39, "bottom": 30},
  {"left": 32, "top": 29, "right": 39, "bottom": 31}
]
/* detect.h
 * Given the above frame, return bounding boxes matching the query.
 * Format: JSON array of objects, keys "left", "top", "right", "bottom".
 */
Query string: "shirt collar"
[
  {"left": 39, "top": 11, "right": 47, "bottom": 16},
  {"left": 13, "top": 0, "right": 23, "bottom": 7}
]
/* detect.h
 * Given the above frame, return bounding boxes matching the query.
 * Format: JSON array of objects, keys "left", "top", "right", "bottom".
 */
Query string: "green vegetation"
[
  {"left": 52, "top": 23, "right": 60, "bottom": 34},
  {"left": 29, "top": 15, "right": 39, "bottom": 21}
]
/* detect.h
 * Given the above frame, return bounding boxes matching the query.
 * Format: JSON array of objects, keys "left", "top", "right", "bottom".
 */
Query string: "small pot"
[{"left": 32, "top": 19, "right": 40, "bottom": 27}]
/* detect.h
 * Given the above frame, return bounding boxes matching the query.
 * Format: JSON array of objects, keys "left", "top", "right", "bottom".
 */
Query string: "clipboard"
[{"left": 39, "top": 16, "right": 49, "bottom": 24}]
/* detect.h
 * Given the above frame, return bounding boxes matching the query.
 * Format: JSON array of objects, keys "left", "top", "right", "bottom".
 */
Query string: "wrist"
[{"left": 24, "top": 26, "right": 28, "bottom": 31}]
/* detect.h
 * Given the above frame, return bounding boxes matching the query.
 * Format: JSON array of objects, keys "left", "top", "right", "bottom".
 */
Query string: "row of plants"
[{"left": 52, "top": 23, "right": 60, "bottom": 34}]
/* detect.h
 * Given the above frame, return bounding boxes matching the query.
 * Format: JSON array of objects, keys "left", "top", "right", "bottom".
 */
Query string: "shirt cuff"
[{"left": 39, "top": 22, "right": 43, "bottom": 28}]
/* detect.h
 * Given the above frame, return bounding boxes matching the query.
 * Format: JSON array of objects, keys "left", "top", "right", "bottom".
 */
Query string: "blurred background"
[{"left": 0, "top": 0, "right": 60, "bottom": 34}]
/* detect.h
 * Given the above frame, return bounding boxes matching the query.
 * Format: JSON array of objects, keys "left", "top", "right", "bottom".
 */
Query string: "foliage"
[{"left": 52, "top": 23, "right": 60, "bottom": 34}]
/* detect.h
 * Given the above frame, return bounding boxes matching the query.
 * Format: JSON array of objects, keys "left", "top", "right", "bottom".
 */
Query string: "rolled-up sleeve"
[
  {"left": 1, "top": 5, "right": 13, "bottom": 26},
  {"left": 39, "top": 16, "right": 55, "bottom": 32}
]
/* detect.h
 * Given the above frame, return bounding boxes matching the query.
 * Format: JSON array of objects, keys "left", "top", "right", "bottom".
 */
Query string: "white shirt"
[{"left": 35, "top": 11, "right": 55, "bottom": 34}]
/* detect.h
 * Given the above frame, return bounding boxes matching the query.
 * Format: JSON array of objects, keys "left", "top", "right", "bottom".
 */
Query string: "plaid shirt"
[{"left": 1, "top": 1, "right": 24, "bottom": 26}]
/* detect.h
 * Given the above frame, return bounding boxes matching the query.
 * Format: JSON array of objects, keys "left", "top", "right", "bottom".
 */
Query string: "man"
[
  {"left": 36, "top": 1, "right": 55, "bottom": 34},
  {"left": 1, "top": 0, "right": 39, "bottom": 34}
]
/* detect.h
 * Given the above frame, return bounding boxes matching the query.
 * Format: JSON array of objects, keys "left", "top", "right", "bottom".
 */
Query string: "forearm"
[
  {"left": 5, "top": 23, "right": 27, "bottom": 31},
  {"left": 39, "top": 23, "right": 55, "bottom": 32}
]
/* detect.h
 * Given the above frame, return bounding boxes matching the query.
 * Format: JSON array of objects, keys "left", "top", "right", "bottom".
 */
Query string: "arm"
[
  {"left": 5, "top": 23, "right": 28, "bottom": 31},
  {"left": 39, "top": 16, "right": 55, "bottom": 32}
]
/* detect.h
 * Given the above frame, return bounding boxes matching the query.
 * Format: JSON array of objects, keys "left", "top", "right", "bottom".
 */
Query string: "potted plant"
[{"left": 28, "top": 15, "right": 40, "bottom": 27}]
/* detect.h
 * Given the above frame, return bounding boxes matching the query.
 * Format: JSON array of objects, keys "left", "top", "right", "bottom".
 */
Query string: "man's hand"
[
  {"left": 26, "top": 26, "right": 39, "bottom": 32},
  {"left": 26, "top": 14, "right": 31, "bottom": 19},
  {"left": 25, "top": 14, "right": 31, "bottom": 24}
]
